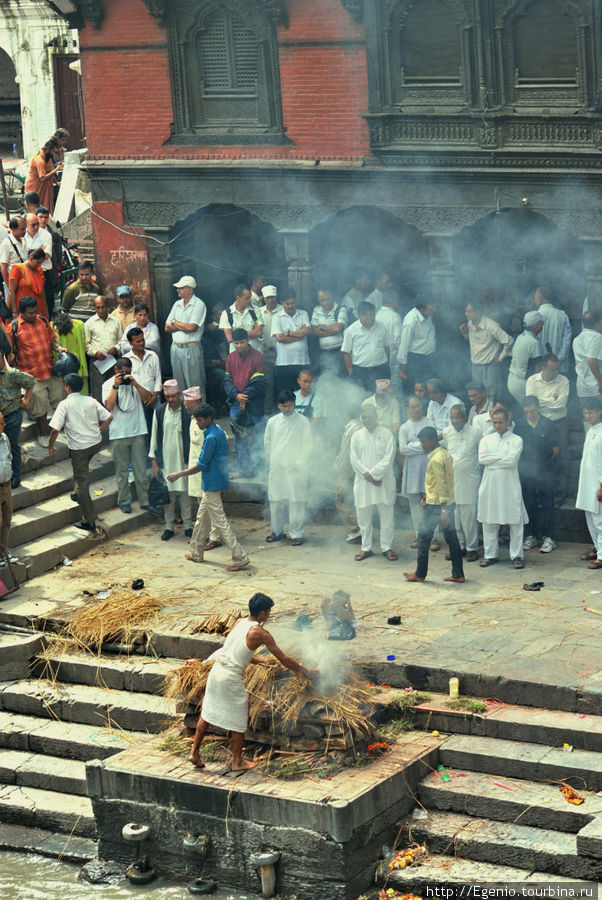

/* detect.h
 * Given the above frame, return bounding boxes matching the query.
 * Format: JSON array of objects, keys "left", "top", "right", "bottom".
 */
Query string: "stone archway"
[
  {"left": 453, "top": 207, "right": 586, "bottom": 331},
  {"left": 169, "top": 203, "right": 287, "bottom": 313},
  {"left": 0, "top": 46, "right": 21, "bottom": 156},
  {"left": 309, "top": 205, "right": 431, "bottom": 306}
]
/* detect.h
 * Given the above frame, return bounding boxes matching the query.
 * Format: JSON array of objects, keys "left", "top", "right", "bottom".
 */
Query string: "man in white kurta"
[
  {"left": 149, "top": 379, "right": 193, "bottom": 540},
  {"left": 350, "top": 403, "right": 397, "bottom": 560},
  {"left": 576, "top": 398, "right": 602, "bottom": 565},
  {"left": 264, "top": 391, "right": 311, "bottom": 543},
  {"left": 442, "top": 404, "right": 481, "bottom": 561},
  {"left": 478, "top": 407, "right": 528, "bottom": 567}
]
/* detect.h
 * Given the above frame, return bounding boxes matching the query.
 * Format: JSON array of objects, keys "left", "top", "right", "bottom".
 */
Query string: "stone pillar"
[
  {"left": 146, "top": 228, "right": 179, "bottom": 372},
  {"left": 282, "top": 232, "right": 313, "bottom": 311},
  {"left": 583, "top": 238, "right": 602, "bottom": 314}
]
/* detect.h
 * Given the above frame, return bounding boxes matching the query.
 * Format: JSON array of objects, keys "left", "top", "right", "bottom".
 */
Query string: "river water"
[{"left": 0, "top": 851, "right": 263, "bottom": 900}]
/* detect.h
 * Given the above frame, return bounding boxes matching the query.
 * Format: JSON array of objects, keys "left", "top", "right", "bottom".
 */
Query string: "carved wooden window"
[
  {"left": 401, "top": 0, "right": 462, "bottom": 86},
  {"left": 514, "top": 0, "right": 578, "bottom": 85},
  {"left": 167, "top": 0, "right": 288, "bottom": 145}
]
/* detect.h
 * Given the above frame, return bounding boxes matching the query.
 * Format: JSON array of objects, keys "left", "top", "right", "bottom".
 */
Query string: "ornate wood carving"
[
  {"left": 140, "top": 0, "right": 168, "bottom": 24},
  {"left": 493, "top": 0, "right": 591, "bottom": 28},
  {"left": 339, "top": 0, "right": 364, "bottom": 21},
  {"left": 76, "top": 0, "right": 104, "bottom": 28},
  {"left": 385, "top": 0, "right": 472, "bottom": 30}
]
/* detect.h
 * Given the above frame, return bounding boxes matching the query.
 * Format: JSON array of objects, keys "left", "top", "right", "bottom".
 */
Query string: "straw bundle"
[
  {"left": 164, "top": 658, "right": 214, "bottom": 705},
  {"left": 63, "top": 590, "right": 163, "bottom": 649},
  {"left": 192, "top": 609, "right": 242, "bottom": 635}
]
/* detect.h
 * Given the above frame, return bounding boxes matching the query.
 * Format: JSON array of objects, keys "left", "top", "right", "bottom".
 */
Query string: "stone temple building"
[{"left": 57, "top": 0, "right": 601, "bottom": 375}]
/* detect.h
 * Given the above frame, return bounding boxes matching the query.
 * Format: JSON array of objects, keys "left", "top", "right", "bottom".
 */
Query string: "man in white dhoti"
[
  {"left": 264, "top": 390, "right": 312, "bottom": 545},
  {"left": 189, "top": 593, "right": 317, "bottom": 771},
  {"left": 442, "top": 404, "right": 481, "bottom": 562},
  {"left": 350, "top": 402, "right": 397, "bottom": 561},
  {"left": 478, "top": 407, "right": 528, "bottom": 569},
  {"left": 149, "top": 379, "right": 194, "bottom": 541},
  {"left": 576, "top": 398, "right": 602, "bottom": 568}
]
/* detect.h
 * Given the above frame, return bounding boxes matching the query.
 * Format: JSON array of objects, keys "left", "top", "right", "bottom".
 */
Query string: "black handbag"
[{"left": 149, "top": 472, "right": 170, "bottom": 507}]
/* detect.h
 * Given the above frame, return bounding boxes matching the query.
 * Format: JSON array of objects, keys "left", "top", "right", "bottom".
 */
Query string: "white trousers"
[
  {"left": 585, "top": 510, "right": 602, "bottom": 560},
  {"left": 270, "top": 500, "right": 306, "bottom": 540},
  {"left": 356, "top": 502, "right": 394, "bottom": 552},
  {"left": 482, "top": 522, "right": 524, "bottom": 560},
  {"left": 456, "top": 502, "right": 479, "bottom": 552}
]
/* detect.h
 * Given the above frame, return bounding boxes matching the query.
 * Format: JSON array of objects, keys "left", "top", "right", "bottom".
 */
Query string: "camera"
[{"left": 121, "top": 375, "right": 132, "bottom": 385}]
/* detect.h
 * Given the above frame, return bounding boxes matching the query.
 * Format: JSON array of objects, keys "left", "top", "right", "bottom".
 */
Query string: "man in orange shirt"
[
  {"left": 8, "top": 249, "right": 46, "bottom": 317},
  {"left": 13, "top": 297, "right": 65, "bottom": 446}
]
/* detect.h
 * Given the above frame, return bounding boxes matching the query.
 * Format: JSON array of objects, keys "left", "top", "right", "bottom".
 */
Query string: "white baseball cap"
[
  {"left": 262, "top": 284, "right": 277, "bottom": 298},
  {"left": 173, "top": 276, "right": 197, "bottom": 289}
]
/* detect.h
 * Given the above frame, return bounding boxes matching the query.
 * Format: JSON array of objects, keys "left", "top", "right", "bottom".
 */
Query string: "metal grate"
[
  {"left": 199, "top": 12, "right": 230, "bottom": 89},
  {"left": 199, "top": 10, "right": 258, "bottom": 92}
]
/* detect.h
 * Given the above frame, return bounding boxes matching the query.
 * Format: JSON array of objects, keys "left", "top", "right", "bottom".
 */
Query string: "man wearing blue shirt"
[{"left": 168, "top": 403, "right": 249, "bottom": 571}]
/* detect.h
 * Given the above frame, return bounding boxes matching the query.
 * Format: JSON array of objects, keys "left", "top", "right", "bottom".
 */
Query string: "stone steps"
[
  {"left": 412, "top": 696, "right": 602, "bottom": 752},
  {"left": 0, "top": 783, "right": 95, "bottom": 838},
  {"left": 405, "top": 809, "right": 602, "bottom": 881},
  {"left": 382, "top": 855, "right": 598, "bottom": 891},
  {"left": 12, "top": 447, "right": 113, "bottom": 512},
  {"left": 0, "top": 821, "right": 96, "bottom": 864},
  {"left": 438, "top": 734, "right": 602, "bottom": 792},
  {"left": 0, "top": 678, "right": 178, "bottom": 733},
  {"left": 0, "top": 747, "right": 87, "bottom": 796},
  {"left": 418, "top": 768, "right": 599, "bottom": 833},
  {"left": 0, "top": 708, "right": 145, "bottom": 761},
  {"left": 33, "top": 650, "right": 175, "bottom": 695}
]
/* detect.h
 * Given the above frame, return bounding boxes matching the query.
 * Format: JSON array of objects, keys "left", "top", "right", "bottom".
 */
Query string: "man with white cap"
[
  {"left": 507, "top": 310, "right": 544, "bottom": 405},
  {"left": 165, "top": 276, "right": 207, "bottom": 393},
  {"left": 149, "top": 379, "right": 194, "bottom": 541},
  {"left": 260, "top": 284, "right": 282, "bottom": 414}
]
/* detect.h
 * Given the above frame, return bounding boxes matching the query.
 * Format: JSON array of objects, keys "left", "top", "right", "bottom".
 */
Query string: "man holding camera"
[{"left": 102, "top": 358, "right": 161, "bottom": 517}]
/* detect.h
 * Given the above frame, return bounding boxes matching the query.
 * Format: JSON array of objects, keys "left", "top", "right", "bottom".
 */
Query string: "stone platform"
[{"left": 85, "top": 731, "right": 440, "bottom": 900}]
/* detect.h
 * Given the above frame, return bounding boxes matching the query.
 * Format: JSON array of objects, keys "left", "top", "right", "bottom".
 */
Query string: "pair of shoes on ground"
[
  {"left": 403, "top": 572, "right": 465, "bottom": 583},
  {"left": 355, "top": 549, "right": 398, "bottom": 561},
  {"left": 266, "top": 533, "right": 304, "bottom": 546},
  {"left": 162, "top": 528, "right": 193, "bottom": 541},
  {"left": 524, "top": 535, "right": 556, "bottom": 553}
]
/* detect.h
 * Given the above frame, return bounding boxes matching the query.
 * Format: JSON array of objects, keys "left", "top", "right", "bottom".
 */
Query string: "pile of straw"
[
  {"left": 245, "top": 661, "right": 375, "bottom": 740},
  {"left": 192, "top": 609, "right": 242, "bottom": 635},
  {"left": 164, "top": 658, "right": 214, "bottom": 706},
  {"left": 63, "top": 590, "right": 164, "bottom": 649}
]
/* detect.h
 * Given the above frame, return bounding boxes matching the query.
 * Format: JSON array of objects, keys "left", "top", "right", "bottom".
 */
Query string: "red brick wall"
[
  {"left": 80, "top": 0, "right": 370, "bottom": 160},
  {"left": 91, "top": 202, "right": 153, "bottom": 311}
]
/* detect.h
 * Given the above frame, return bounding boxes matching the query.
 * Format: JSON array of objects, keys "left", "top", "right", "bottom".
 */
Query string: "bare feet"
[
  {"left": 231, "top": 759, "right": 257, "bottom": 771},
  {"left": 186, "top": 554, "right": 206, "bottom": 564},
  {"left": 188, "top": 754, "right": 205, "bottom": 769},
  {"left": 227, "top": 560, "right": 250, "bottom": 572}
]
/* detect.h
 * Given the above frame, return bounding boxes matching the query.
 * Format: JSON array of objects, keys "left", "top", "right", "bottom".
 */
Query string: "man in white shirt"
[
  {"left": 525, "top": 353, "right": 570, "bottom": 506},
  {"left": 364, "top": 271, "right": 392, "bottom": 311},
  {"left": 84, "top": 295, "right": 122, "bottom": 401},
  {"left": 466, "top": 381, "right": 491, "bottom": 425},
  {"left": 576, "top": 398, "right": 602, "bottom": 567},
  {"left": 398, "top": 297, "right": 436, "bottom": 389},
  {"left": 350, "top": 402, "right": 397, "bottom": 561},
  {"left": 165, "top": 276, "right": 207, "bottom": 393},
  {"left": 573, "top": 311, "right": 602, "bottom": 402},
  {"left": 310, "top": 289, "right": 347, "bottom": 374},
  {"left": 0, "top": 217, "right": 26, "bottom": 311},
  {"left": 271, "top": 289, "right": 311, "bottom": 396},
  {"left": 219, "top": 283, "right": 263, "bottom": 353},
  {"left": 376, "top": 293, "right": 402, "bottom": 390},
  {"left": 534, "top": 286, "right": 572, "bottom": 372},
  {"left": 341, "top": 301, "right": 390, "bottom": 394},
  {"left": 124, "top": 327, "right": 162, "bottom": 437},
  {"left": 48, "top": 372, "right": 112, "bottom": 532},
  {"left": 264, "top": 390, "right": 311, "bottom": 545},
  {"left": 507, "top": 310, "right": 543, "bottom": 405},
  {"left": 260, "top": 284, "right": 282, "bottom": 414},
  {"left": 478, "top": 407, "right": 527, "bottom": 569},
  {"left": 0, "top": 413, "right": 14, "bottom": 553},
  {"left": 459, "top": 301, "right": 513, "bottom": 400},
  {"left": 250, "top": 275, "right": 267, "bottom": 311},
  {"left": 102, "top": 358, "right": 159, "bottom": 516},
  {"left": 342, "top": 271, "right": 370, "bottom": 322},
  {"left": 25, "top": 210, "right": 54, "bottom": 314},
  {"left": 442, "top": 404, "right": 481, "bottom": 561},
  {"left": 149, "top": 379, "right": 193, "bottom": 542},
  {"left": 426, "top": 379, "right": 462, "bottom": 437}
]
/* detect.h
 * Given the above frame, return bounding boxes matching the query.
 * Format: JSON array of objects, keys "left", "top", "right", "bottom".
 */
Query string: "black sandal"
[{"left": 266, "top": 533, "right": 285, "bottom": 543}]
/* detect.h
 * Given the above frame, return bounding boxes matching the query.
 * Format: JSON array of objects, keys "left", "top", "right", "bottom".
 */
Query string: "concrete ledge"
[
  {"left": 0, "top": 821, "right": 96, "bottom": 864},
  {"left": 577, "top": 815, "right": 602, "bottom": 860}
]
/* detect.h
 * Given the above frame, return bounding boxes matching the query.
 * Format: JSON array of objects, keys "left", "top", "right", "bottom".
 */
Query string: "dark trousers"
[
  {"left": 4, "top": 408, "right": 22, "bottom": 485},
  {"left": 522, "top": 477, "right": 555, "bottom": 540},
  {"left": 274, "top": 364, "right": 304, "bottom": 398},
  {"left": 416, "top": 503, "right": 464, "bottom": 579},
  {"left": 70, "top": 440, "right": 102, "bottom": 524},
  {"left": 44, "top": 275, "right": 56, "bottom": 316},
  {"left": 406, "top": 352, "right": 436, "bottom": 391},
  {"left": 350, "top": 363, "right": 389, "bottom": 395}
]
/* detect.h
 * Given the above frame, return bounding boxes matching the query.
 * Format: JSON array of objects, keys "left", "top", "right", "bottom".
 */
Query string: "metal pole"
[{"left": 0, "top": 159, "right": 11, "bottom": 222}]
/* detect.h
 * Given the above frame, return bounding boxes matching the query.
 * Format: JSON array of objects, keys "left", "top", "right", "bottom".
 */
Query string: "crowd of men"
[{"left": 0, "top": 248, "right": 601, "bottom": 578}]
